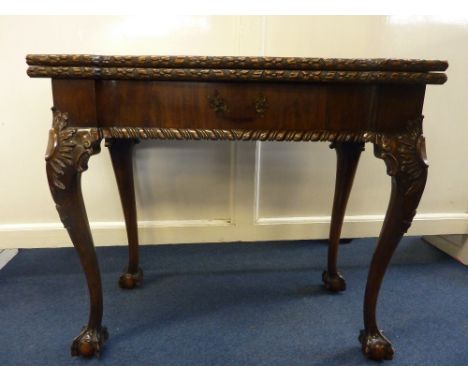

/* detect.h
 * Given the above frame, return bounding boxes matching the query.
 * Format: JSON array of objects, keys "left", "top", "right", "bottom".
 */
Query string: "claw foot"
[
  {"left": 322, "top": 271, "right": 346, "bottom": 292},
  {"left": 119, "top": 267, "right": 144, "bottom": 289},
  {"left": 71, "top": 326, "right": 108, "bottom": 358},
  {"left": 359, "top": 330, "right": 394, "bottom": 361}
]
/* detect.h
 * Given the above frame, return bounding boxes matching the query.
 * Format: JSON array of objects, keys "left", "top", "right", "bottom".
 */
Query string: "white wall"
[{"left": 0, "top": 15, "right": 467, "bottom": 248}]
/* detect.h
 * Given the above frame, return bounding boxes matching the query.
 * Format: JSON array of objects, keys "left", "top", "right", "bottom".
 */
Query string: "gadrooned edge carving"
[
  {"left": 27, "top": 66, "right": 447, "bottom": 84},
  {"left": 26, "top": 54, "right": 448, "bottom": 72},
  {"left": 101, "top": 126, "right": 383, "bottom": 142},
  {"left": 100, "top": 119, "right": 426, "bottom": 145}
]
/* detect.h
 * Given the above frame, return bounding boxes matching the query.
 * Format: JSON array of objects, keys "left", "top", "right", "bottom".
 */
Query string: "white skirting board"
[
  {"left": 0, "top": 212, "right": 467, "bottom": 249},
  {"left": 423, "top": 235, "right": 468, "bottom": 265}
]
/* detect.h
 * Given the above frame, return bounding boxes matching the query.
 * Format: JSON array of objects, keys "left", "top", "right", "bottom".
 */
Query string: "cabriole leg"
[
  {"left": 360, "top": 118, "right": 428, "bottom": 361},
  {"left": 323, "top": 142, "right": 364, "bottom": 292},
  {"left": 107, "top": 139, "right": 143, "bottom": 289},
  {"left": 46, "top": 109, "right": 107, "bottom": 358}
]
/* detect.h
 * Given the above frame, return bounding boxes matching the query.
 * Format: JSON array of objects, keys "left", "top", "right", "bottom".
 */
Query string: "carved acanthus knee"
[
  {"left": 45, "top": 109, "right": 102, "bottom": 222},
  {"left": 373, "top": 117, "right": 429, "bottom": 233}
]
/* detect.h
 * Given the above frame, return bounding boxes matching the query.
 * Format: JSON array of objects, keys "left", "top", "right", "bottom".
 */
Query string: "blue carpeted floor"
[{"left": 0, "top": 237, "right": 467, "bottom": 365}]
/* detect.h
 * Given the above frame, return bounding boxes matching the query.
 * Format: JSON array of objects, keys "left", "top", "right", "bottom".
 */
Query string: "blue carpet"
[{"left": 0, "top": 237, "right": 467, "bottom": 365}]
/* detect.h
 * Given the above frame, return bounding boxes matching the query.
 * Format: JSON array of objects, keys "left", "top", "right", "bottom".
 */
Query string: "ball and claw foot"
[
  {"left": 359, "top": 330, "right": 395, "bottom": 361},
  {"left": 71, "top": 326, "right": 109, "bottom": 358},
  {"left": 322, "top": 271, "right": 346, "bottom": 292},
  {"left": 119, "top": 267, "right": 144, "bottom": 289}
]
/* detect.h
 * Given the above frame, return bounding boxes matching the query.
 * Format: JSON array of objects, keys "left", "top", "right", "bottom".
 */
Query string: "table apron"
[{"left": 51, "top": 79, "right": 426, "bottom": 138}]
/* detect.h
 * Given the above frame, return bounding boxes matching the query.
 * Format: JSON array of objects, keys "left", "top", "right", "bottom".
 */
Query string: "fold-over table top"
[{"left": 26, "top": 54, "right": 448, "bottom": 84}]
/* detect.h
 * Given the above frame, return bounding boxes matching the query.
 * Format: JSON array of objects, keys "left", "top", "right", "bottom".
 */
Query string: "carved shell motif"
[
  {"left": 374, "top": 116, "right": 428, "bottom": 196},
  {"left": 45, "top": 110, "right": 74, "bottom": 190},
  {"left": 46, "top": 109, "right": 101, "bottom": 190}
]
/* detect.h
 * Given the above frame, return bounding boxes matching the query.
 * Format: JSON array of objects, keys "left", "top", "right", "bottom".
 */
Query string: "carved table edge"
[
  {"left": 26, "top": 54, "right": 449, "bottom": 72},
  {"left": 27, "top": 66, "right": 447, "bottom": 84}
]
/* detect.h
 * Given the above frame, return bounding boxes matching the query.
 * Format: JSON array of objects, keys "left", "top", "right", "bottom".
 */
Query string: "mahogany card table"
[{"left": 27, "top": 54, "right": 448, "bottom": 361}]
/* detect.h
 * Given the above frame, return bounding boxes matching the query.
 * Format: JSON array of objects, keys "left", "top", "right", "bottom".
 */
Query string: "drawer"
[
  {"left": 52, "top": 80, "right": 425, "bottom": 134},
  {"left": 96, "top": 81, "right": 376, "bottom": 132}
]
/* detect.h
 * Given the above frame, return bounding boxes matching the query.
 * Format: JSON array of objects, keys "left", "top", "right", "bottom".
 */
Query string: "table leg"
[
  {"left": 323, "top": 142, "right": 364, "bottom": 292},
  {"left": 45, "top": 109, "right": 107, "bottom": 358},
  {"left": 107, "top": 139, "right": 143, "bottom": 289},
  {"left": 360, "top": 118, "right": 428, "bottom": 360}
]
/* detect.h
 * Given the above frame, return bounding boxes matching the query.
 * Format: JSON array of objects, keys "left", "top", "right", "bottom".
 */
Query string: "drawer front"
[
  {"left": 52, "top": 80, "right": 425, "bottom": 134},
  {"left": 95, "top": 81, "right": 374, "bottom": 132}
]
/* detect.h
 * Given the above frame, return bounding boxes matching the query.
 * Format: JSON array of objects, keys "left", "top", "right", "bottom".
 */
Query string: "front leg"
[
  {"left": 360, "top": 117, "right": 428, "bottom": 361},
  {"left": 46, "top": 109, "right": 107, "bottom": 358}
]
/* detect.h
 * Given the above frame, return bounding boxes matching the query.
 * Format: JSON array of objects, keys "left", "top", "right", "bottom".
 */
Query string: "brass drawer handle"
[
  {"left": 208, "top": 91, "right": 269, "bottom": 119},
  {"left": 254, "top": 94, "right": 268, "bottom": 116},
  {"left": 208, "top": 91, "right": 229, "bottom": 115}
]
